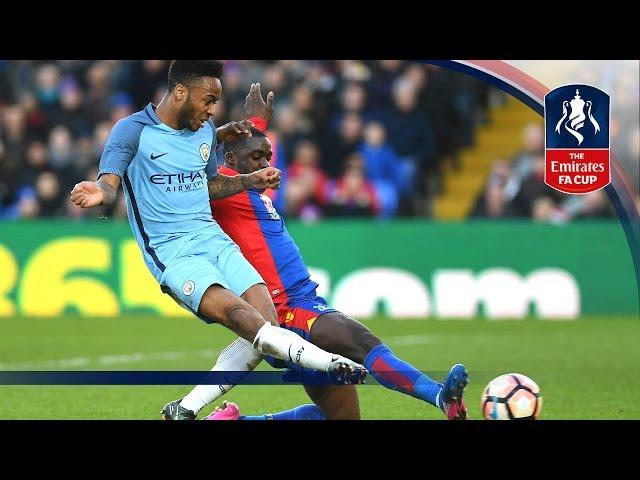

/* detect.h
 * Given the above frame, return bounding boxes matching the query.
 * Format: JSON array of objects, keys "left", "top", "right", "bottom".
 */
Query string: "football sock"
[
  {"left": 240, "top": 404, "right": 325, "bottom": 420},
  {"left": 180, "top": 337, "right": 263, "bottom": 414},
  {"left": 363, "top": 343, "right": 443, "bottom": 409},
  {"left": 253, "top": 323, "right": 358, "bottom": 372}
]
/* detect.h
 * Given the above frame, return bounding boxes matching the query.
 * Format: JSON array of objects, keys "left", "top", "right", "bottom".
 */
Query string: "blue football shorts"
[{"left": 160, "top": 237, "right": 264, "bottom": 322}]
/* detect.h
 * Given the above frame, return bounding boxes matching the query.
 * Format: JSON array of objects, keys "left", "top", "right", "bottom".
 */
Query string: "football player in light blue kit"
[{"left": 70, "top": 61, "right": 366, "bottom": 419}]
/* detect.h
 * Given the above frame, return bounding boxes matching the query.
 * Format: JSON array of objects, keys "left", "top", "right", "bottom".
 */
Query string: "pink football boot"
[{"left": 204, "top": 401, "right": 240, "bottom": 420}]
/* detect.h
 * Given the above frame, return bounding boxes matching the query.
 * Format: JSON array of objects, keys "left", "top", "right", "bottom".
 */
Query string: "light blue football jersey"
[{"left": 98, "top": 103, "right": 234, "bottom": 281}]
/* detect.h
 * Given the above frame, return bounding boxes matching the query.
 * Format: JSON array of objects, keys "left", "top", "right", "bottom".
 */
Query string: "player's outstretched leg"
[
  {"left": 161, "top": 285, "right": 366, "bottom": 419},
  {"left": 251, "top": 322, "right": 367, "bottom": 385},
  {"left": 204, "top": 379, "right": 359, "bottom": 421},
  {"left": 204, "top": 401, "right": 325, "bottom": 421},
  {"left": 166, "top": 336, "right": 262, "bottom": 419},
  {"left": 197, "top": 285, "right": 366, "bottom": 382},
  {"left": 310, "top": 312, "right": 470, "bottom": 419},
  {"left": 174, "top": 285, "right": 274, "bottom": 417}
]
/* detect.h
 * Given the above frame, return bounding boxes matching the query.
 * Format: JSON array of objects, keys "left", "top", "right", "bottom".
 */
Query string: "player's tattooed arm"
[
  {"left": 208, "top": 173, "right": 251, "bottom": 199},
  {"left": 70, "top": 174, "right": 121, "bottom": 208},
  {"left": 96, "top": 175, "right": 120, "bottom": 205},
  {"left": 208, "top": 167, "right": 281, "bottom": 199}
]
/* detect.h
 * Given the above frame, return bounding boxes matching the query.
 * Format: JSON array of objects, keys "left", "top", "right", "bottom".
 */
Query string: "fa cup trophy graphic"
[{"left": 545, "top": 85, "right": 610, "bottom": 194}]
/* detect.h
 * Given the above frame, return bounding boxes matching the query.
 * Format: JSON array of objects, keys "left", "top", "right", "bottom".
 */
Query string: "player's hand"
[
  {"left": 243, "top": 83, "right": 274, "bottom": 123},
  {"left": 248, "top": 167, "right": 281, "bottom": 190},
  {"left": 69, "top": 181, "right": 104, "bottom": 208},
  {"left": 216, "top": 120, "right": 254, "bottom": 143}
]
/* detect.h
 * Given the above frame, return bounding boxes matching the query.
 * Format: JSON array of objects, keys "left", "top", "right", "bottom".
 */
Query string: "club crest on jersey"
[
  {"left": 199, "top": 143, "right": 211, "bottom": 163},
  {"left": 260, "top": 194, "right": 280, "bottom": 220},
  {"left": 182, "top": 280, "right": 195, "bottom": 296},
  {"left": 544, "top": 84, "right": 610, "bottom": 194}
]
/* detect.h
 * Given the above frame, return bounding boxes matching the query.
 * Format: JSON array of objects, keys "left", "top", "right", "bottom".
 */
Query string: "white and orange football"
[{"left": 482, "top": 373, "right": 543, "bottom": 420}]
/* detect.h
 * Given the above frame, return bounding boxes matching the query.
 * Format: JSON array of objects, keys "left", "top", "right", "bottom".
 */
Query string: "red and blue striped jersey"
[{"left": 211, "top": 166, "right": 318, "bottom": 306}]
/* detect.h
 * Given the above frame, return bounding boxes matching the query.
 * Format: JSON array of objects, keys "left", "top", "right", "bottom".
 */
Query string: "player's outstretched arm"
[
  {"left": 215, "top": 119, "right": 255, "bottom": 144},
  {"left": 208, "top": 167, "right": 281, "bottom": 199},
  {"left": 69, "top": 174, "right": 121, "bottom": 208},
  {"left": 244, "top": 82, "right": 274, "bottom": 124}
]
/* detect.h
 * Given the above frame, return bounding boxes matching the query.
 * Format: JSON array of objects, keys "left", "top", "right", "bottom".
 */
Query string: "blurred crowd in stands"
[
  {"left": 0, "top": 60, "right": 636, "bottom": 223},
  {"left": 471, "top": 122, "right": 615, "bottom": 223},
  {"left": 472, "top": 61, "right": 638, "bottom": 224}
]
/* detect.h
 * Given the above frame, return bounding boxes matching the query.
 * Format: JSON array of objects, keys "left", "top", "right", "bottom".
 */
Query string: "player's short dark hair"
[
  {"left": 168, "top": 60, "right": 224, "bottom": 91},
  {"left": 223, "top": 127, "right": 267, "bottom": 154}
]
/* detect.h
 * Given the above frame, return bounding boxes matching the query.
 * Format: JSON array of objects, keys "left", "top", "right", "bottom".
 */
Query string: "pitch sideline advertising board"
[{"left": 0, "top": 221, "right": 637, "bottom": 319}]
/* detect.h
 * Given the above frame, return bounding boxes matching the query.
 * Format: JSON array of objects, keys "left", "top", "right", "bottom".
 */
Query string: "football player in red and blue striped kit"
[{"left": 200, "top": 85, "right": 469, "bottom": 420}]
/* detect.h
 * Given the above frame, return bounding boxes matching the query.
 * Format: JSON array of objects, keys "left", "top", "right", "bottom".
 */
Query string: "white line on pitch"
[
  {"left": 0, "top": 334, "right": 438, "bottom": 370},
  {"left": 0, "top": 349, "right": 219, "bottom": 370}
]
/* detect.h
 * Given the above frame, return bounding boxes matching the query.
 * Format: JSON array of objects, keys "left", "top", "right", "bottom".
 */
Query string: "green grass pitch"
[{"left": 0, "top": 315, "right": 638, "bottom": 419}]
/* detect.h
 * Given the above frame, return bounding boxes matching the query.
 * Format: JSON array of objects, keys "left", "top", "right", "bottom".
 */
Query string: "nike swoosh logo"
[{"left": 150, "top": 152, "right": 168, "bottom": 160}]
